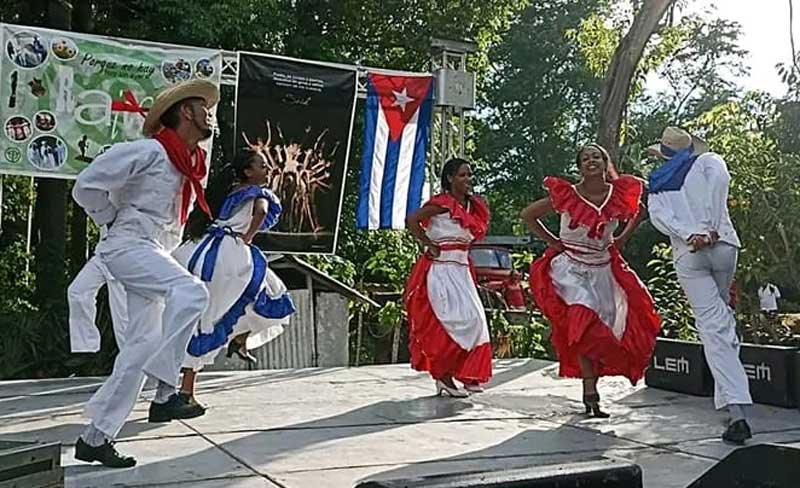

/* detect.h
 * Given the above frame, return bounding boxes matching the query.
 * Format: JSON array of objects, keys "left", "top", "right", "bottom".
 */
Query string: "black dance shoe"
[
  {"left": 583, "top": 392, "right": 611, "bottom": 418},
  {"left": 722, "top": 419, "right": 752, "bottom": 445},
  {"left": 227, "top": 343, "right": 258, "bottom": 364},
  {"left": 148, "top": 393, "right": 206, "bottom": 423},
  {"left": 74, "top": 437, "right": 136, "bottom": 468}
]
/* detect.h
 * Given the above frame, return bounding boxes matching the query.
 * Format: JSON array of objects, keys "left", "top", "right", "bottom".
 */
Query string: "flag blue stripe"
[
  {"left": 405, "top": 83, "right": 434, "bottom": 216},
  {"left": 355, "top": 79, "right": 379, "bottom": 229},
  {"left": 379, "top": 137, "right": 401, "bottom": 228}
]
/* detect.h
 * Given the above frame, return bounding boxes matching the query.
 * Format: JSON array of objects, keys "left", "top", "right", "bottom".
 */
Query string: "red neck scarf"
[{"left": 154, "top": 128, "right": 212, "bottom": 224}]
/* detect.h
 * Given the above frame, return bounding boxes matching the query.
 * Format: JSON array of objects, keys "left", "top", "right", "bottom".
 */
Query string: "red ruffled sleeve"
[
  {"left": 544, "top": 175, "right": 642, "bottom": 240},
  {"left": 424, "top": 193, "right": 491, "bottom": 241},
  {"left": 608, "top": 175, "right": 643, "bottom": 219}
]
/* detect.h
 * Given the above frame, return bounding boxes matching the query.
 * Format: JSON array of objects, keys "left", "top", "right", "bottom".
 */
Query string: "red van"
[{"left": 469, "top": 242, "right": 527, "bottom": 310}]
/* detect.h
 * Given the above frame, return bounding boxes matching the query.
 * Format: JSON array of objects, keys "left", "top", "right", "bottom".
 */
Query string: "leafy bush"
[
  {"left": 0, "top": 299, "right": 118, "bottom": 380},
  {"left": 646, "top": 243, "right": 698, "bottom": 341},
  {"left": 490, "top": 309, "right": 554, "bottom": 360}
]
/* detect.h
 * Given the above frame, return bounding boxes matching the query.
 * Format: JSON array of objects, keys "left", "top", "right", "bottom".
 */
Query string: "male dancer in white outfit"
[
  {"left": 71, "top": 80, "right": 219, "bottom": 467},
  {"left": 647, "top": 126, "right": 753, "bottom": 445}
]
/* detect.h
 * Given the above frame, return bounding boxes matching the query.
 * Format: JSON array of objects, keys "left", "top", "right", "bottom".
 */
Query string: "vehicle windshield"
[{"left": 470, "top": 248, "right": 512, "bottom": 269}]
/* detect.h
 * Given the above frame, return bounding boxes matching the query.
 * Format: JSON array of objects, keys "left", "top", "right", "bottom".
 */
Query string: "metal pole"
[
  {"left": 458, "top": 108, "right": 465, "bottom": 158},
  {"left": 307, "top": 273, "right": 318, "bottom": 367},
  {"left": 25, "top": 177, "right": 34, "bottom": 280},
  {"left": 355, "top": 308, "right": 363, "bottom": 367},
  {"left": 391, "top": 322, "right": 400, "bottom": 364},
  {"left": 440, "top": 107, "right": 448, "bottom": 168}
]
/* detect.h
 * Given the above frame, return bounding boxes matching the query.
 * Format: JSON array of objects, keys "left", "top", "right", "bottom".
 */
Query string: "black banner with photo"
[{"left": 235, "top": 53, "right": 357, "bottom": 254}]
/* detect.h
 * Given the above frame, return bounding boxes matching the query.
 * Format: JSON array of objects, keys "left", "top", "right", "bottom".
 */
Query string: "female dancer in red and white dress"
[
  {"left": 405, "top": 158, "right": 492, "bottom": 397},
  {"left": 522, "top": 144, "right": 660, "bottom": 416}
]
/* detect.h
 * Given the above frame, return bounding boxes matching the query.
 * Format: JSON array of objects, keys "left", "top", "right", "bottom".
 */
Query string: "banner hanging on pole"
[
  {"left": 0, "top": 23, "right": 222, "bottom": 179},
  {"left": 235, "top": 52, "right": 358, "bottom": 255},
  {"left": 356, "top": 72, "right": 434, "bottom": 231}
]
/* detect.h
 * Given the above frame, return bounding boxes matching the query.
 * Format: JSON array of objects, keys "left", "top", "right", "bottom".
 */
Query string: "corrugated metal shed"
[{"left": 206, "top": 256, "right": 375, "bottom": 371}]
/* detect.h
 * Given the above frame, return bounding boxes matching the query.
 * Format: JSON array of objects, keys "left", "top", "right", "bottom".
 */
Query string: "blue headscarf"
[{"left": 648, "top": 144, "right": 698, "bottom": 194}]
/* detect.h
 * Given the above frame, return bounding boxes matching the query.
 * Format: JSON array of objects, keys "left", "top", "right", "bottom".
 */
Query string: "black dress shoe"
[
  {"left": 722, "top": 419, "right": 752, "bottom": 445},
  {"left": 74, "top": 437, "right": 136, "bottom": 468},
  {"left": 178, "top": 392, "right": 207, "bottom": 410},
  {"left": 148, "top": 393, "right": 206, "bottom": 423},
  {"left": 226, "top": 342, "right": 258, "bottom": 364}
]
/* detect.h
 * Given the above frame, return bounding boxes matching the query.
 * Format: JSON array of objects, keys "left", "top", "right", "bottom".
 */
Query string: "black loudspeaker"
[
  {"left": 686, "top": 443, "right": 800, "bottom": 488},
  {"left": 645, "top": 338, "right": 713, "bottom": 396},
  {"left": 794, "top": 352, "right": 800, "bottom": 413},
  {"left": 355, "top": 459, "right": 642, "bottom": 487},
  {"left": 739, "top": 344, "right": 798, "bottom": 407}
]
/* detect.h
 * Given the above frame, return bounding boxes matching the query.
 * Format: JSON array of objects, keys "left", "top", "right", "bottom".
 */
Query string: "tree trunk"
[
  {"left": 66, "top": 0, "right": 93, "bottom": 277},
  {"left": 597, "top": 0, "right": 675, "bottom": 163},
  {"left": 33, "top": 0, "right": 72, "bottom": 308}
]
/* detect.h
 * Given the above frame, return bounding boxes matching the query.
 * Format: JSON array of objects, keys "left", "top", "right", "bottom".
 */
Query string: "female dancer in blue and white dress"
[{"left": 170, "top": 148, "right": 296, "bottom": 407}]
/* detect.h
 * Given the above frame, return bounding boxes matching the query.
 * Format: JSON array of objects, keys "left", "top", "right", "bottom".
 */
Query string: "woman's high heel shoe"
[
  {"left": 227, "top": 343, "right": 257, "bottom": 365},
  {"left": 583, "top": 392, "right": 610, "bottom": 418},
  {"left": 435, "top": 379, "right": 468, "bottom": 398}
]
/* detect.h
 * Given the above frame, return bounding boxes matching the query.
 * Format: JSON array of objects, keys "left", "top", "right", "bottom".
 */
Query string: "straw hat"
[
  {"left": 143, "top": 79, "right": 220, "bottom": 136},
  {"left": 647, "top": 126, "right": 709, "bottom": 159}
]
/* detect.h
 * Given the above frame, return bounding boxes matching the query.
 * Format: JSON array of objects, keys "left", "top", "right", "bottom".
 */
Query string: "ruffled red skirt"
[
  {"left": 530, "top": 247, "right": 661, "bottom": 384},
  {"left": 404, "top": 255, "right": 492, "bottom": 383}
]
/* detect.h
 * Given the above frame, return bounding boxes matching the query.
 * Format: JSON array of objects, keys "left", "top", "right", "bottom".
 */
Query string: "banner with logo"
[
  {"left": 0, "top": 23, "right": 222, "bottom": 178},
  {"left": 235, "top": 53, "right": 358, "bottom": 254}
]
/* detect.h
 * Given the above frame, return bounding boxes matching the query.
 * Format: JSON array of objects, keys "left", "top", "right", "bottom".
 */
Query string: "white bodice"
[
  {"left": 425, "top": 213, "right": 474, "bottom": 265},
  {"left": 215, "top": 199, "right": 254, "bottom": 234},
  {"left": 559, "top": 213, "right": 619, "bottom": 266}
]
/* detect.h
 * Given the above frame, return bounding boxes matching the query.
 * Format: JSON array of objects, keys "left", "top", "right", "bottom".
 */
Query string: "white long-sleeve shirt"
[
  {"left": 72, "top": 139, "right": 187, "bottom": 253},
  {"left": 648, "top": 152, "right": 740, "bottom": 260}
]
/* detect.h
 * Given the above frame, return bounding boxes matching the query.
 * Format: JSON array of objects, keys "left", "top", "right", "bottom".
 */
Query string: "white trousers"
[
  {"left": 674, "top": 243, "right": 752, "bottom": 409},
  {"left": 68, "top": 256, "right": 129, "bottom": 353},
  {"left": 84, "top": 239, "right": 209, "bottom": 438}
]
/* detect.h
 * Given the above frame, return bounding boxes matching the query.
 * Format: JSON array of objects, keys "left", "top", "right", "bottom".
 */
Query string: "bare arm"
[
  {"left": 520, "top": 197, "right": 564, "bottom": 252},
  {"left": 406, "top": 204, "right": 447, "bottom": 257},
  {"left": 242, "top": 199, "right": 268, "bottom": 245},
  {"left": 615, "top": 202, "right": 646, "bottom": 249}
]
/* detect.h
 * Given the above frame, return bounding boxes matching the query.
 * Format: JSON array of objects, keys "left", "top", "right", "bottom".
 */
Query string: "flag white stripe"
[
  {"left": 391, "top": 108, "right": 421, "bottom": 228},
  {"left": 367, "top": 106, "right": 390, "bottom": 229}
]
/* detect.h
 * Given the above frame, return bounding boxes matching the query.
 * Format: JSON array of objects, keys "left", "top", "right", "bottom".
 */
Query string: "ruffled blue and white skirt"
[{"left": 173, "top": 226, "right": 296, "bottom": 370}]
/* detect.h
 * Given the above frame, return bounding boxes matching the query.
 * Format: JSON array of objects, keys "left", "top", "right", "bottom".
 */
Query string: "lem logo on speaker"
[
  {"left": 743, "top": 362, "right": 772, "bottom": 382},
  {"left": 652, "top": 355, "right": 690, "bottom": 374}
]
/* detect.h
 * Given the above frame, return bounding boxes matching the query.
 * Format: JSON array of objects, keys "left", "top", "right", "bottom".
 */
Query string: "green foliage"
[
  {"left": 303, "top": 254, "right": 357, "bottom": 287},
  {"left": 363, "top": 233, "right": 419, "bottom": 288},
  {"left": 0, "top": 299, "right": 118, "bottom": 379},
  {"left": 0, "top": 240, "right": 35, "bottom": 313},
  {"left": 490, "top": 309, "right": 553, "bottom": 359},
  {"left": 646, "top": 243, "right": 697, "bottom": 340},
  {"left": 376, "top": 300, "right": 405, "bottom": 336},
  {"left": 474, "top": 0, "right": 608, "bottom": 234},
  {"left": 688, "top": 93, "right": 800, "bottom": 312}
]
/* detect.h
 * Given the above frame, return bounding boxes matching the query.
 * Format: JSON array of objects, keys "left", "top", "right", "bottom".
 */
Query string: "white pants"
[
  {"left": 84, "top": 239, "right": 209, "bottom": 438},
  {"left": 675, "top": 243, "right": 752, "bottom": 409},
  {"left": 68, "top": 256, "right": 129, "bottom": 353}
]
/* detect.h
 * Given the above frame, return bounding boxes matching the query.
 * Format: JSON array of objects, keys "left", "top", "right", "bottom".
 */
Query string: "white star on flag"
[{"left": 391, "top": 87, "right": 415, "bottom": 111}]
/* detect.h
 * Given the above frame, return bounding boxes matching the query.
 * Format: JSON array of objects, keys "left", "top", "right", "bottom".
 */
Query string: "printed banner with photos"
[
  {"left": 0, "top": 23, "right": 222, "bottom": 178},
  {"left": 235, "top": 53, "right": 358, "bottom": 254}
]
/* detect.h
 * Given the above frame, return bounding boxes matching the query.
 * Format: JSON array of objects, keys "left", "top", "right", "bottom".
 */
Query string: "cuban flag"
[{"left": 356, "top": 73, "right": 434, "bottom": 230}]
